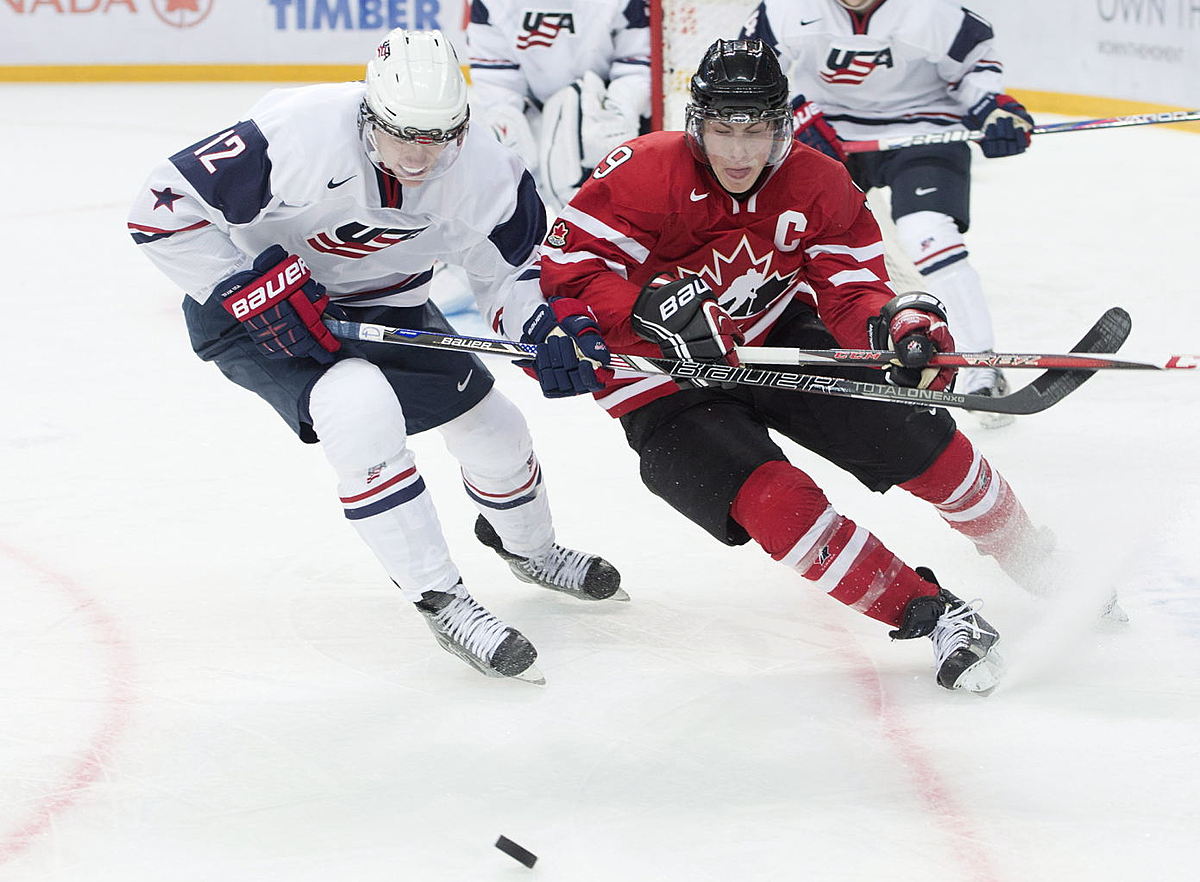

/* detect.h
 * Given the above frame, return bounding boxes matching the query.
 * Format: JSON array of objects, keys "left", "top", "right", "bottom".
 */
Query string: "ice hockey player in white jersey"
[
  {"left": 126, "top": 29, "right": 624, "bottom": 684},
  {"left": 742, "top": 0, "right": 1034, "bottom": 424},
  {"left": 466, "top": 0, "right": 652, "bottom": 212}
]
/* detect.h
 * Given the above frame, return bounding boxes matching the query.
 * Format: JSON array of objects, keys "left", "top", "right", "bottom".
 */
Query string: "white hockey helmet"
[{"left": 359, "top": 29, "right": 470, "bottom": 183}]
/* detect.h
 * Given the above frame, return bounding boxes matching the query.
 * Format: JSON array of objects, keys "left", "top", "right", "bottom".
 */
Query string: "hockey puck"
[{"left": 495, "top": 835, "right": 537, "bottom": 868}]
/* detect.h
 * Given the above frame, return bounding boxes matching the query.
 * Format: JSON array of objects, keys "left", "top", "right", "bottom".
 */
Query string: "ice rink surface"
[{"left": 3, "top": 84, "right": 1199, "bottom": 881}]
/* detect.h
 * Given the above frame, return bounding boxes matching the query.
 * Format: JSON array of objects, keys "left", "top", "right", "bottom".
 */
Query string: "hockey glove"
[
  {"left": 963, "top": 93, "right": 1034, "bottom": 158},
  {"left": 632, "top": 273, "right": 743, "bottom": 388},
  {"left": 215, "top": 245, "right": 340, "bottom": 364},
  {"left": 791, "top": 95, "right": 847, "bottom": 162},
  {"left": 518, "top": 297, "right": 613, "bottom": 398},
  {"left": 867, "top": 292, "right": 956, "bottom": 391}
]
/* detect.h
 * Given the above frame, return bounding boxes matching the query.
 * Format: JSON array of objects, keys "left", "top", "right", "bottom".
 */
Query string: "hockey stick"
[
  {"left": 841, "top": 109, "right": 1200, "bottom": 154},
  {"left": 736, "top": 344, "right": 1198, "bottom": 371},
  {"left": 323, "top": 307, "right": 1130, "bottom": 416}
]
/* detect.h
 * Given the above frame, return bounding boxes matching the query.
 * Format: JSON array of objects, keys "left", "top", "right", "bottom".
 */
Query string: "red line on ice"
[{"left": 0, "top": 541, "right": 136, "bottom": 866}]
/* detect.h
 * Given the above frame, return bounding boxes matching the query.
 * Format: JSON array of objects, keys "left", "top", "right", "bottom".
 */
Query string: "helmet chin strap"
[{"left": 837, "top": 0, "right": 883, "bottom": 11}]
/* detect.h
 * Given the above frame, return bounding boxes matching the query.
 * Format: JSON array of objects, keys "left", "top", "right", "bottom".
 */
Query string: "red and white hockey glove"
[
  {"left": 791, "top": 95, "right": 847, "bottom": 162},
  {"left": 868, "top": 292, "right": 956, "bottom": 391},
  {"left": 963, "top": 93, "right": 1034, "bottom": 158},
  {"left": 632, "top": 273, "right": 743, "bottom": 388},
  {"left": 215, "top": 245, "right": 340, "bottom": 364}
]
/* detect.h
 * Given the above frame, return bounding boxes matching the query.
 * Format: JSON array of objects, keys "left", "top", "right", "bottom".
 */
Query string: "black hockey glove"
[
  {"left": 867, "top": 292, "right": 956, "bottom": 391},
  {"left": 632, "top": 273, "right": 744, "bottom": 389}
]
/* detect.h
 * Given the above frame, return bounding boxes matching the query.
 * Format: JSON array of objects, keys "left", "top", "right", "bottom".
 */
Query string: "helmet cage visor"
[
  {"left": 684, "top": 105, "right": 794, "bottom": 169},
  {"left": 358, "top": 100, "right": 468, "bottom": 182}
]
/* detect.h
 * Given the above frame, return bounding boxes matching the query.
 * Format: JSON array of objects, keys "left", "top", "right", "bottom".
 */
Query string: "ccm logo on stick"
[{"left": 226, "top": 256, "right": 310, "bottom": 318}]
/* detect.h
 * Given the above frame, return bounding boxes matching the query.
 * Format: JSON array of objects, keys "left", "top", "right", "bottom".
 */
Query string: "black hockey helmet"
[
  {"left": 688, "top": 39, "right": 790, "bottom": 120},
  {"left": 685, "top": 40, "right": 793, "bottom": 174}
]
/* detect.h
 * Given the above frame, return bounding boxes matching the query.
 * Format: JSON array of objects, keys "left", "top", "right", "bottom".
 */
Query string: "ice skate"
[
  {"left": 474, "top": 515, "right": 628, "bottom": 601},
  {"left": 415, "top": 581, "right": 544, "bottom": 684},
  {"left": 961, "top": 365, "right": 1015, "bottom": 429},
  {"left": 890, "top": 567, "right": 1004, "bottom": 694}
]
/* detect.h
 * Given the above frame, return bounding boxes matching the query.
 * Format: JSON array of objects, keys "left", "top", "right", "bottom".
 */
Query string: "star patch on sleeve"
[{"left": 151, "top": 187, "right": 184, "bottom": 211}]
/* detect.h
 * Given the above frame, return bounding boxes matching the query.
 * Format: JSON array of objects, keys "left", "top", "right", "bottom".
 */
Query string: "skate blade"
[
  {"left": 952, "top": 647, "right": 1006, "bottom": 695},
  {"left": 512, "top": 662, "right": 546, "bottom": 686}
]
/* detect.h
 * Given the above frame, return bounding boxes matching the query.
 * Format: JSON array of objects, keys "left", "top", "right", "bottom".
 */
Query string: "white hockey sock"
[
  {"left": 310, "top": 359, "right": 460, "bottom": 602},
  {"left": 439, "top": 390, "right": 555, "bottom": 559},
  {"left": 894, "top": 211, "right": 996, "bottom": 354}
]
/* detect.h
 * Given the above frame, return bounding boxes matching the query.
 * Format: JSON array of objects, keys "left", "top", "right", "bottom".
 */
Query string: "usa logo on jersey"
[
  {"left": 820, "top": 47, "right": 894, "bottom": 86},
  {"left": 516, "top": 11, "right": 576, "bottom": 49},
  {"left": 307, "top": 222, "right": 428, "bottom": 259}
]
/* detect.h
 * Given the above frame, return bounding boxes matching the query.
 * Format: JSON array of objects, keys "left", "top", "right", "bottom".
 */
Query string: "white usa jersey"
[
  {"left": 741, "top": 0, "right": 1008, "bottom": 141},
  {"left": 466, "top": 0, "right": 651, "bottom": 114},
  {"left": 126, "top": 82, "right": 547, "bottom": 335}
]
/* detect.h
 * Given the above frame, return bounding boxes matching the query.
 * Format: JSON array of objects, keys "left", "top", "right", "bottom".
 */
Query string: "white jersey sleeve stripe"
[{"left": 557, "top": 204, "right": 650, "bottom": 264}]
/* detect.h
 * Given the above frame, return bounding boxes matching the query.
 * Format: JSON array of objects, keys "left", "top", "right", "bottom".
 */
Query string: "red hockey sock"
[
  {"left": 900, "top": 430, "right": 1036, "bottom": 556},
  {"left": 731, "top": 460, "right": 936, "bottom": 627}
]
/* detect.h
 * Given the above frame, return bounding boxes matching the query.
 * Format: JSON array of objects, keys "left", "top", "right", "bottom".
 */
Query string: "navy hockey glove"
[
  {"left": 791, "top": 96, "right": 847, "bottom": 162},
  {"left": 632, "top": 273, "right": 743, "bottom": 388},
  {"left": 518, "top": 297, "right": 613, "bottom": 398},
  {"left": 963, "top": 93, "right": 1034, "bottom": 158},
  {"left": 216, "top": 245, "right": 341, "bottom": 364},
  {"left": 867, "top": 292, "right": 956, "bottom": 391}
]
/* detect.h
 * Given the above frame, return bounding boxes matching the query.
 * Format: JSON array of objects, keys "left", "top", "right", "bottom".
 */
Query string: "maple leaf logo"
[
  {"left": 675, "top": 236, "right": 800, "bottom": 318},
  {"left": 151, "top": 0, "right": 213, "bottom": 28}
]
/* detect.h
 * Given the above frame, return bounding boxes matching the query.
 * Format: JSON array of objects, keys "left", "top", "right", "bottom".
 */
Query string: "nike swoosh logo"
[
  {"left": 689, "top": 189, "right": 708, "bottom": 202},
  {"left": 915, "top": 186, "right": 938, "bottom": 196},
  {"left": 801, "top": 18, "right": 821, "bottom": 26},
  {"left": 327, "top": 175, "right": 356, "bottom": 189},
  {"left": 457, "top": 370, "right": 473, "bottom": 392}
]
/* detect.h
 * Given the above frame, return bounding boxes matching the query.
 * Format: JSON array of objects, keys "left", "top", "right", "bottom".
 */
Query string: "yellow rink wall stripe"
[{"left": 0, "top": 65, "right": 1196, "bottom": 131}]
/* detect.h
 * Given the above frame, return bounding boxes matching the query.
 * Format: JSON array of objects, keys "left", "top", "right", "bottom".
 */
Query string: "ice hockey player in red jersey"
[{"left": 541, "top": 38, "right": 1055, "bottom": 692}]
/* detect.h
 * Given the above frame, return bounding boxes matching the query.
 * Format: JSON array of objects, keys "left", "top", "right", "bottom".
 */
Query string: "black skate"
[
  {"left": 475, "top": 515, "right": 628, "bottom": 602},
  {"left": 415, "top": 582, "right": 543, "bottom": 684},
  {"left": 890, "top": 567, "right": 1004, "bottom": 694}
]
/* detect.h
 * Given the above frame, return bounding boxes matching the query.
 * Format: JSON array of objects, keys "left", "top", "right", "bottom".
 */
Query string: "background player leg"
[
  {"left": 437, "top": 390, "right": 624, "bottom": 601},
  {"left": 309, "top": 359, "right": 539, "bottom": 679}
]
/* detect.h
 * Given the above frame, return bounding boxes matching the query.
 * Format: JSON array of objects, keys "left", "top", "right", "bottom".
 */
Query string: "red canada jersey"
[{"left": 539, "top": 131, "right": 896, "bottom": 417}]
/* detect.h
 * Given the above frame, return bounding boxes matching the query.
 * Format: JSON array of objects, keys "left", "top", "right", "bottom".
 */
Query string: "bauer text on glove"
[
  {"left": 517, "top": 297, "right": 613, "bottom": 398},
  {"left": 215, "top": 244, "right": 341, "bottom": 364}
]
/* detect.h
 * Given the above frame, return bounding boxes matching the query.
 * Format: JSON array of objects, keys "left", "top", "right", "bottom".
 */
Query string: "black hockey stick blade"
[{"left": 993, "top": 306, "right": 1132, "bottom": 415}]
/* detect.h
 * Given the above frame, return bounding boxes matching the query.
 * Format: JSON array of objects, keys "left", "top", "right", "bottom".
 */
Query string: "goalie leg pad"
[{"left": 538, "top": 79, "right": 589, "bottom": 212}]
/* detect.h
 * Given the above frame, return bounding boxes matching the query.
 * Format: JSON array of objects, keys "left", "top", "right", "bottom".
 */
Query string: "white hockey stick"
[{"left": 842, "top": 109, "right": 1200, "bottom": 155}]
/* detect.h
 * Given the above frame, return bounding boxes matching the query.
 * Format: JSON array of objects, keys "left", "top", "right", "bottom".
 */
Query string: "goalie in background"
[
  {"left": 742, "top": 0, "right": 1034, "bottom": 426},
  {"left": 466, "top": 0, "right": 651, "bottom": 213}
]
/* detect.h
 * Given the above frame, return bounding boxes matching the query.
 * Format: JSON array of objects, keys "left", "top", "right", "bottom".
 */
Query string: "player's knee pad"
[
  {"left": 894, "top": 210, "right": 969, "bottom": 277},
  {"left": 309, "top": 358, "right": 409, "bottom": 476},
  {"left": 730, "top": 460, "right": 832, "bottom": 558},
  {"left": 438, "top": 389, "right": 534, "bottom": 477}
]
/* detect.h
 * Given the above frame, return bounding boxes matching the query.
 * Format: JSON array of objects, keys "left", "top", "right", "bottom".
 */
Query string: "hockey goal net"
[{"left": 650, "top": 0, "right": 757, "bottom": 132}]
